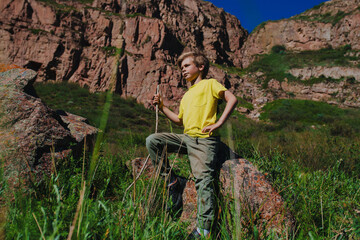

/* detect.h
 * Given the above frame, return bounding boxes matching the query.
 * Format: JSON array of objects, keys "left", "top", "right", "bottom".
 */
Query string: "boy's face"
[{"left": 180, "top": 57, "right": 204, "bottom": 82}]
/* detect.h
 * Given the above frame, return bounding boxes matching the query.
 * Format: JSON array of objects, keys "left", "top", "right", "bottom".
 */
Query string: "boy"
[{"left": 146, "top": 51, "right": 237, "bottom": 239}]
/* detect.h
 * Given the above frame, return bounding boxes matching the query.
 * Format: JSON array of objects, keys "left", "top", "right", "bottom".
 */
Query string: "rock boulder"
[{"left": 0, "top": 64, "right": 98, "bottom": 190}]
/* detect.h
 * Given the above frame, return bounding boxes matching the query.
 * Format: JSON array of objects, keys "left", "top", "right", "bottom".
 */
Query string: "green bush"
[{"left": 271, "top": 45, "right": 286, "bottom": 54}]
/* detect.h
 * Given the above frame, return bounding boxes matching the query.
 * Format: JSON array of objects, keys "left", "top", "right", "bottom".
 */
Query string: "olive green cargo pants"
[{"left": 146, "top": 133, "right": 220, "bottom": 230}]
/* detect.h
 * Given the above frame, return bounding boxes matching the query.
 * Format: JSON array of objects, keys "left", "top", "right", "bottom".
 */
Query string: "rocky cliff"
[
  {"left": 0, "top": 0, "right": 247, "bottom": 110},
  {"left": 240, "top": 0, "right": 360, "bottom": 67}
]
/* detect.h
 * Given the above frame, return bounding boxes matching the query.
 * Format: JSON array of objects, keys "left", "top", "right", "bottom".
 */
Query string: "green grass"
[
  {"left": 219, "top": 99, "right": 360, "bottom": 174},
  {"left": 211, "top": 45, "right": 357, "bottom": 90},
  {"left": 292, "top": 10, "right": 353, "bottom": 25},
  {"left": 101, "top": 46, "right": 122, "bottom": 56},
  {"left": 260, "top": 99, "right": 360, "bottom": 134},
  {"left": 260, "top": 99, "right": 344, "bottom": 125},
  {"left": 29, "top": 28, "right": 49, "bottom": 35},
  {"left": 37, "top": 0, "right": 77, "bottom": 12},
  {"left": 126, "top": 13, "right": 148, "bottom": 18},
  {"left": 2, "top": 82, "right": 359, "bottom": 239},
  {"left": 4, "top": 153, "right": 188, "bottom": 239},
  {"left": 250, "top": 151, "right": 360, "bottom": 239},
  {"left": 210, "top": 63, "right": 246, "bottom": 76},
  {"left": 251, "top": 21, "right": 268, "bottom": 33},
  {"left": 4, "top": 82, "right": 188, "bottom": 239},
  {"left": 236, "top": 97, "right": 254, "bottom": 111}
]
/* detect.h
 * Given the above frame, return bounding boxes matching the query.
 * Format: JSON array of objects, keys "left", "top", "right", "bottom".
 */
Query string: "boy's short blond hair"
[{"left": 177, "top": 51, "right": 210, "bottom": 78}]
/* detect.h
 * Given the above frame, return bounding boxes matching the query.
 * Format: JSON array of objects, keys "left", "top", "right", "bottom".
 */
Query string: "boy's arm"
[
  {"left": 153, "top": 93, "right": 183, "bottom": 126},
  {"left": 202, "top": 90, "right": 238, "bottom": 136}
]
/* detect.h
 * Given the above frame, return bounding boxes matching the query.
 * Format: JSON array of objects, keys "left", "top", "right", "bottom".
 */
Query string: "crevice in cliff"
[
  {"left": 213, "top": 41, "right": 232, "bottom": 66},
  {"left": 64, "top": 48, "right": 82, "bottom": 82},
  {"left": 24, "top": 61, "right": 42, "bottom": 72},
  {"left": 116, "top": 55, "right": 128, "bottom": 96},
  {"left": 133, "top": 18, "right": 140, "bottom": 44},
  {"left": 224, "top": 76, "right": 232, "bottom": 89},
  {"left": 159, "top": 30, "right": 184, "bottom": 56},
  {"left": 23, "top": 0, "right": 33, "bottom": 20},
  {"left": 45, "top": 43, "right": 65, "bottom": 80},
  {"left": 104, "top": 20, "right": 113, "bottom": 47},
  {"left": 194, "top": 27, "right": 204, "bottom": 49}
]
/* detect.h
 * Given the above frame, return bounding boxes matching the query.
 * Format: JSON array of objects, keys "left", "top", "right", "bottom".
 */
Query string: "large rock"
[
  {"left": 131, "top": 156, "right": 294, "bottom": 237},
  {"left": 220, "top": 159, "right": 295, "bottom": 236},
  {"left": 0, "top": 64, "right": 98, "bottom": 190}
]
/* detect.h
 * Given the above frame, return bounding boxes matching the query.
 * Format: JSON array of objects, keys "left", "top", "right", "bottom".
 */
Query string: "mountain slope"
[
  {"left": 240, "top": 0, "right": 360, "bottom": 67},
  {"left": 0, "top": 0, "right": 246, "bottom": 110},
  {"left": 1, "top": 0, "right": 359, "bottom": 119}
]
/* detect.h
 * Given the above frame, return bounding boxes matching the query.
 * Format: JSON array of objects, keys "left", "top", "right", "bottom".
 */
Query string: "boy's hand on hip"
[{"left": 202, "top": 122, "right": 221, "bottom": 136}]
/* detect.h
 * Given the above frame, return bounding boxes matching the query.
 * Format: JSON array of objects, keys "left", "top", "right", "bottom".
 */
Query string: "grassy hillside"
[
  {"left": 1, "top": 82, "right": 359, "bottom": 239},
  {"left": 247, "top": 45, "right": 359, "bottom": 88},
  {"left": 212, "top": 45, "right": 359, "bottom": 93}
]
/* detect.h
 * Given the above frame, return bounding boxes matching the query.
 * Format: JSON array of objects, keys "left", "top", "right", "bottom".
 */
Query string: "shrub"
[
  {"left": 343, "top": 44, "right": 352, "bottom": 51},
  {"left": 271, "top": 45, "right": 286, "bottom": 54}
]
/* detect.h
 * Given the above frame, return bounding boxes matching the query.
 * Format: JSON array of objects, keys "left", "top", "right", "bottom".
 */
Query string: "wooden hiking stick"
[
  {"left": 123, "top": 85, "right": 160, "bottom": 201},
  {"left": 155, "top": 85, "right": 160, "bottom": 134}
]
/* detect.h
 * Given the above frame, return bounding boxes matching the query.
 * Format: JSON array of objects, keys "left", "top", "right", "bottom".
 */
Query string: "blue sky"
[{"left": 206, "top": 0, "right": 328, "bottom": 32}]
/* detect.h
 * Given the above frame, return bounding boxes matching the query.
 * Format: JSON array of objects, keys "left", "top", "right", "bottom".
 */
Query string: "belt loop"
[{"left": 196, "top": 137, "right": 198, "bottom": 144}]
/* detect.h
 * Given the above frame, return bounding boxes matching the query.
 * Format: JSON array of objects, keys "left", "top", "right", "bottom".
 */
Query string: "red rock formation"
[
  {"left": 0, "top": 0, "right": 247, "bottom": 111},
  {"left": 0, "top": 65, "right": 98, "bottom": 190},
  {"left": 220, "top": 159, "right": 295, "bottom": 237}
]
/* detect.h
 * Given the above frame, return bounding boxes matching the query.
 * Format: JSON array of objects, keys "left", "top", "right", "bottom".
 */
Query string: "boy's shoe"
[
  {"left": 187, "top": 228, "right": 201, "bottom": 239},
  {"left": 167, "top": 176, "right": 187, "bottom": 218},
  {"left": 187, "top": 228, "right": 210, "bottom": 239}
]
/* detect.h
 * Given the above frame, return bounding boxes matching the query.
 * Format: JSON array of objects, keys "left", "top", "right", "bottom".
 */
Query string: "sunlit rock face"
[{"left": 0, "top": 0, "right": 247, "bottom": 111}]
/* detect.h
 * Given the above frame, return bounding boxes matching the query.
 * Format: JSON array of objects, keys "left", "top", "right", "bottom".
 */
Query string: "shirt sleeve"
[
  {"left": 211, "top": 79, "right": 228, "bottom": 99},
  {"left": 178, "top": 99, "right": 184, "bottom": 120}
]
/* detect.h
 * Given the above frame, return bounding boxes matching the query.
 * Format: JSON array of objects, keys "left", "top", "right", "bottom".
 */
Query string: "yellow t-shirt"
[{"left": 178, "top": 78, "right": 227, "bottom": 138}]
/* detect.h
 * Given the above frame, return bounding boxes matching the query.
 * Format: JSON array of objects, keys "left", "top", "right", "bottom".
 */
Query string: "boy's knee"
[{"left": 146, "top": 133, "right": 158, "bottom": 149}]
